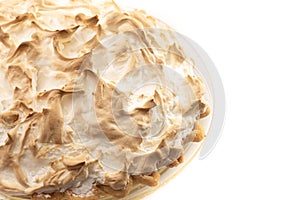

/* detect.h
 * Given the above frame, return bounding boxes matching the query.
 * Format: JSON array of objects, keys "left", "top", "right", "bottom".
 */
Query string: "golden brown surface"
[{"left": 0, "top": 0, "right": 209, "bottom": 199}]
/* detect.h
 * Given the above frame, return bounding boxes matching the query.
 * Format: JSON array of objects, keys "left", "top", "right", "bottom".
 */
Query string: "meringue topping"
[{"left": 0, "top": 0, "right": 209, "bottom": 198}]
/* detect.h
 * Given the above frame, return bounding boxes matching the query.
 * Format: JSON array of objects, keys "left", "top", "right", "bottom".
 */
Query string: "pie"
[{"left": 0, "top": 0, "right": 210, "bottom": 199}]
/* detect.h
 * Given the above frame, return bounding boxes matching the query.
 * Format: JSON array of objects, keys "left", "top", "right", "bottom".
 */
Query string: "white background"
[{"left": 115, "top": 0, "right": 300, "bottom": 199}]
